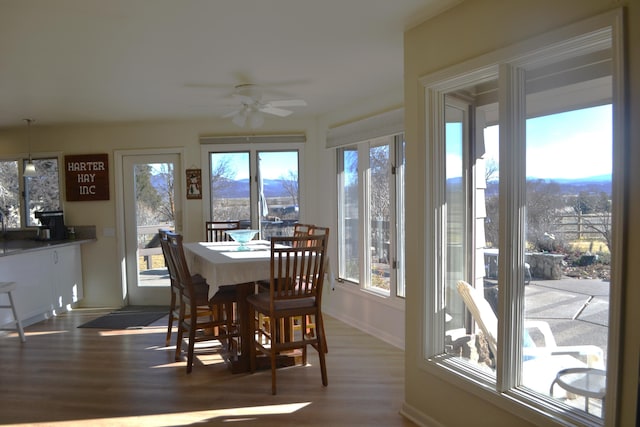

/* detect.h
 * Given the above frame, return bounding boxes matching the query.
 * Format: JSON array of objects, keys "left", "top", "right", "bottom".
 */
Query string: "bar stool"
[{"left": 0, "top": 282, "right": 26, "bottom": 342}]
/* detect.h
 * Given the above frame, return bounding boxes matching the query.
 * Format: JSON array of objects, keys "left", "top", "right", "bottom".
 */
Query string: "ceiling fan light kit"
[{"left": 224, "top": 83, "right": 306, "bottom": 128}]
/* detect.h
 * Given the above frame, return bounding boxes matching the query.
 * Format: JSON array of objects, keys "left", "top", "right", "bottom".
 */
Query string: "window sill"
[{"left": 420, "top": 356, "right": 604, "bottom": 427}]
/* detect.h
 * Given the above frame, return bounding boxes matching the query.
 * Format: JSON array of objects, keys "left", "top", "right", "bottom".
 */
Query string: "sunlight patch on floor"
[
  {"left": 99, "top": 326, "right": 169, "bottom": 337},
  {"left": 8, "top": 402, "right": 312, "bottom": 426}
]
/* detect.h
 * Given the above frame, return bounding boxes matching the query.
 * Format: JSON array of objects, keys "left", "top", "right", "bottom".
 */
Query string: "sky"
[
  {"left": 211, "top": 151, "right": 298, "bottom": 181},
  {"left": 483, "top": 104, "right": 612, "bottom": 180}
]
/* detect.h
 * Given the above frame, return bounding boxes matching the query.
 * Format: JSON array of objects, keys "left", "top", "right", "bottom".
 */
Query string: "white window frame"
[
  {"left": 336, "top": 133, "right": 405, "bottom": 299},
  {"left": 200, "top": 140, "right": 305, "bottom": 230},
  {"left": 420, "top": 10, "right": 625, "bottom": 427},
  {"left": 0, "top": 153, "right": 63, "bottom": 229}
]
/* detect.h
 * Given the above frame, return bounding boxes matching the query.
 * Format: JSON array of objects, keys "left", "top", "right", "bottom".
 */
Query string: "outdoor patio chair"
[{"left": 456, "top": 280, "right": 604, "bottom": 369}]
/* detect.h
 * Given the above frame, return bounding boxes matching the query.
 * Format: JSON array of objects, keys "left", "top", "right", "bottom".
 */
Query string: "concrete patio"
[{"left": 525, "top": 276, "right": 609, "bottom": 356}]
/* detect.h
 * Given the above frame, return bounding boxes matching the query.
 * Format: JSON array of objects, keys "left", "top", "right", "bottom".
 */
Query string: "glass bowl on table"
[{"left": 224, "top": 229, "right": 260, "bottom": 251}]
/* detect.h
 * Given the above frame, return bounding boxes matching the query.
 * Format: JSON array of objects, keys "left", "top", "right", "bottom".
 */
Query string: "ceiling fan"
[{"left": 222, "top": 84, "right": 307, "bottom": 128}]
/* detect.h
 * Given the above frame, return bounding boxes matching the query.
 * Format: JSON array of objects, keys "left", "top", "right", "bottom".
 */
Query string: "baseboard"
[{"left": 400, "top": 401, "right": 446, "bottom": 427}]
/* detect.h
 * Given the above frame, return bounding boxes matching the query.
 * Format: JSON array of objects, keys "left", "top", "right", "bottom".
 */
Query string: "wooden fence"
[{"left": 551, "top": 213, "right": 610, "bottom": 241}]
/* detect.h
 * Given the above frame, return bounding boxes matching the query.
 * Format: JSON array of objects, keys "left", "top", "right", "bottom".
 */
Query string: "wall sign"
[{"left": 65, "top": 154, "right": 109, "bottom": 201}]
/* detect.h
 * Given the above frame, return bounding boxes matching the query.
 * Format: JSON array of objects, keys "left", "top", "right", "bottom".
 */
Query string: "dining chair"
[
  {"left": 307, "top": 225, "right": 329, "bottom": 352},
  {"left": 165, "top": 231, "right": 238, "bottom": 373},
  {"left": 204, "top": 221, "right": 241, "bottom": 327},
  {"left": 206, "top": 221, "right": 241, "bottom": 242},
  {"left": 259, "top": 222, "right": 314, "bottom": 339},
  {"left": 293, "top": 223, "right": 314, "bottom": 238},
  {"left": 247, "top": 233, "right": 329, "bottom": 394},
  {"left": 159, "top": 229, "right": 210, "bottom": 348}
]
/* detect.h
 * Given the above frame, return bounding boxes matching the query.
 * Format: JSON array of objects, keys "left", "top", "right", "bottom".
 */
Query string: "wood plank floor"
[{"left": 0, "top": 308, "right": 415, "bottom": 426}]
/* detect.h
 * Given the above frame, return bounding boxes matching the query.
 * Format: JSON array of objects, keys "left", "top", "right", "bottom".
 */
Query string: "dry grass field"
[{"left": 567, "top": 239, "right": 610, "bottom": 254}]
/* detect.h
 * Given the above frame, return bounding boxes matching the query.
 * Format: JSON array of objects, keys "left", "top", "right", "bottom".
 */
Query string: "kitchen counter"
[
  {"left": 0, "top": 237, "right": 94, "bottom": 328},
  {"left": 0, "top": 238, "right": 95, "bottom": 257}
]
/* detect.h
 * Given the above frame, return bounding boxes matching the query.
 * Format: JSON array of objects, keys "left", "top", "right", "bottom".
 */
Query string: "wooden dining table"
[{"left": 183, "top": 240, "right": 275, "bottom": 373}]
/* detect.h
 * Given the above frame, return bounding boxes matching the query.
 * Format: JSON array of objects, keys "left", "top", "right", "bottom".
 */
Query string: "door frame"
[{"left": 115, "top": 148, "right": 185, "bottom": 306}]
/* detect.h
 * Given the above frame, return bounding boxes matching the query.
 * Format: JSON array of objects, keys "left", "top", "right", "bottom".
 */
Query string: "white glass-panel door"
[{"left": 123, "top": 153, "right": 180, "bottom": 305}]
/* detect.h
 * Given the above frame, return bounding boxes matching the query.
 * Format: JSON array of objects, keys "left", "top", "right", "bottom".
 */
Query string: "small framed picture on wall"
[{"left": 186, "top": 169, "right": 202, "bottom": 199}]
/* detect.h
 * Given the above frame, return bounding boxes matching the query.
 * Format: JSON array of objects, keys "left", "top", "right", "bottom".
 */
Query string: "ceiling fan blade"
[
  {"left": 260, "top": 106, "right": 293, "bottom": 117},
  {"left": 222, "top": 108, "right": 243, "bottom": 118},
  {"left": 269, "top": 99, "right": 307, "bottom": 107}
]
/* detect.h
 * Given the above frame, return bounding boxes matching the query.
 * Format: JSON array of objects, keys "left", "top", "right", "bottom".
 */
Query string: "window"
[
  {"left": 423, "top": 12, "right": 623, "bottom": 426},
  {"left": 0, "top": 157, "right": 61, "bottom": 229},
  {"left": 337, "top": 133, "right": 405, "bottom": 298},
  {"left": 204, "top": 138, "right": 303, "bottom": 240},
  {"left": 24, "top": 158, "right": 61, "bottom": 226},
  {"left": 338, "top": 147, "right": 359, "bottom": 283},
  {"left": 0, "top": 160, "right": 20, "bottom": 228}
]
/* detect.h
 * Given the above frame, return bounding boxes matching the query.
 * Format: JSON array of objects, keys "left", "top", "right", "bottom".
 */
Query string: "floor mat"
[{"left": 78, "top": 306, "right": 168, "bottom": 329}]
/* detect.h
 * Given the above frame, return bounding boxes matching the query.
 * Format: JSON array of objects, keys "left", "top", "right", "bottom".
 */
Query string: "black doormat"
[{"left": 78, "top": 306, "right": 168, "bottom": 329}]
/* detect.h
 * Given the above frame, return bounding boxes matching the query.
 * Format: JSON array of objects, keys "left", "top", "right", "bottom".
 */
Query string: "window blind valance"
[
  {"left": 326, "top": 108, "right": 403, "bottom": 149},
  {"left": 200, "top": 134, "right": 306, "bottom": 145}
]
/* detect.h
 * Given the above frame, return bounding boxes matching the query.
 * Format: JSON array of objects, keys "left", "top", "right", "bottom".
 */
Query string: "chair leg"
[
  {"left": 317, "top": 313, "right": 328, "bottom": 353},
  {"left": 166, "top": 293, "right": 176, "bottom": 346},
  {"left": 270, "top": 316, "right": 277, "bottom": 395},
  {"left": 7, "top": 290, "right": 25, "bottom": 343},
  {"left": 175, "top": 303, "right": 185, "bottom": 362},
  {"left": 316, "top": 312, "right": 328, "bottom": 386},
  {"left": 318, "top": 336, "right": 328, "bottom": 387},
  {"left": 301, "top": 315, "right": 308, "bottom": 365},
  {"left": 187, "top": 322, "right": 196, "bottom": 374}
]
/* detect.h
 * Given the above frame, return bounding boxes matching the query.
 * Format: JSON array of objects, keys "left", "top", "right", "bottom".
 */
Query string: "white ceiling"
[{"left": 0, "top": 0, "right": 460, "bottom": 129}]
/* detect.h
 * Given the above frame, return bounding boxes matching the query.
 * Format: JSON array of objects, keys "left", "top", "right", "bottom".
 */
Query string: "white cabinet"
[
  {"left": 0, "top": 243, "right": 84, "bottom": 328},
  {"left": 51, "top": 244, "right": 83, "bottom": 314},
  {"left": 0, "top": 250, "right": 49, "bottom": 326}
]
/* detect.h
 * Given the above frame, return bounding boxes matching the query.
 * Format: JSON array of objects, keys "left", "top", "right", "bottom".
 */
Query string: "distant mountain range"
[
  {"left": 150, "top": 175, "right": 293, "bottom": 198},
  {"left": 484, "top": 175, "right": 612, "bottom": 197},
  {"left": 151, "top": 173, "right": 612, "bottom": 200},
  {"left": 150, "top": 173, "right": 296, "bottom": 199},
  {"left": 213, "top": 178, "right": 291, "bottom": 198}
]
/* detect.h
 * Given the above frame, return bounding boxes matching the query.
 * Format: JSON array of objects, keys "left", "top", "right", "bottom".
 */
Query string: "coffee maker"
[{"left": 35, "top": 210, "right": 67, "bottom": 240}]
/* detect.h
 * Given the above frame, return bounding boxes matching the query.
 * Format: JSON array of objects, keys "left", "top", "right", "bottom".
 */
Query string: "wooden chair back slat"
[
  {"left": 269, "top": 234, "right": 328, "bottom": 304},
  {"left": 206, "top": 221, "right": 241, "bottom": 242}
]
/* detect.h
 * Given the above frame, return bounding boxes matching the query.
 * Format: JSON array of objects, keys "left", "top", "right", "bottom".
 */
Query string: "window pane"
[
  {"left": 0, "top": 160, "right": 20, "bottom": 228},
  {"left": 369, "top": 141, "right": 391, "bottom": 292},
  {"left": 339, "top": 148, "right": 359, "bottom": 282},
  {"left": 210, "top": 152, "right": 251, "bottom": 226},
  {"left": 25, "top": 158, "right": 60, "bottom": 227},
  {"left": 444, "top": 102, "right": 470, "bottom": 341},
  {"left": 522, "top": 53, "right": 610, "bottom": 417},
  {"left": 134, "top": 162, "right": 175, "bottom": 287},
  {"left": 258, "top": 150, "right": 299, "bottom": 239},
  {"left": 442, "top": 84, "right": 500, "bottom": 376}
]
